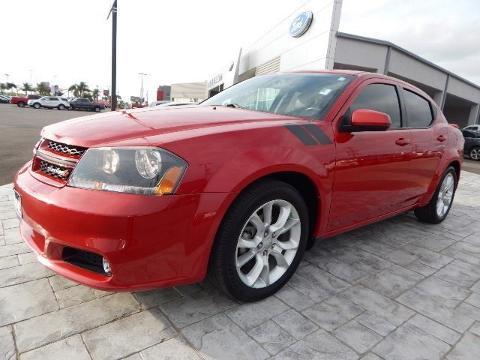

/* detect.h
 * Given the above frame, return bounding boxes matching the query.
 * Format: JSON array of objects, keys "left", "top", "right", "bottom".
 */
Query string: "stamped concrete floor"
[{"left": 1, "top": 172, "right": 480, "bottom": 360}]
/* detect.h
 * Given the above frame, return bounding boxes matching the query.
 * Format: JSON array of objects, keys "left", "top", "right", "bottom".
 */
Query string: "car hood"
[{"left": 42, "top": 106, "right": 298, "bottom": 147}]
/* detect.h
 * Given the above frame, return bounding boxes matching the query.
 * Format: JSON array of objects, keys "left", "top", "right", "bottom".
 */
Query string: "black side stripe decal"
[
  {"left": 285, "top": 124, "right": 332, "bottom": 146},
  {"left": 285, "top": 125, "right": 317, "bottom": 146},
  {"left": 302, "top": 124, "right": 332, "bottom": 144}
]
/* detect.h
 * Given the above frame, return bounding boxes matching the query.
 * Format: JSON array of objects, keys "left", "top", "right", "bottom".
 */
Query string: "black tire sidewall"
[{"left": 213, "top": 181, "right": 309, "bottom": 302}]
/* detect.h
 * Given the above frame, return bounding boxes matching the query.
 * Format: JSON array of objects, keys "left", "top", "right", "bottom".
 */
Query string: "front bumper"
[{"left": 14, "top": 163, "right": 227, "bottom": 291}]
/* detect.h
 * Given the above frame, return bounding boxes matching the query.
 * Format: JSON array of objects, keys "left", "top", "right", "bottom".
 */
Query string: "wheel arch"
[{"left": 204, "top": 168, "right": 322, "bottom": 272}]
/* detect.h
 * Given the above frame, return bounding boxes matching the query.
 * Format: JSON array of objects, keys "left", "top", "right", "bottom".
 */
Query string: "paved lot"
[
  {"left": 0, "top": 105, "right": 91, "bottom": 185},
  {"left": 1, "top": 171, "right": 480, "bottom": 359}
]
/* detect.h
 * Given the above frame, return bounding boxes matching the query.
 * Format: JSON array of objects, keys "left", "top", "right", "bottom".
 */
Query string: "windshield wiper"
[{"left": 222, "top": 103, "right": 242, "bottom": 109}]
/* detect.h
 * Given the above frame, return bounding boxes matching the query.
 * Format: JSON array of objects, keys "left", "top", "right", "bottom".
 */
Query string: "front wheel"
[
  {"left": 58, "top": 104, "right": 65, "bottom": 110},
  {"left": 470, "top": 147, "right": 480, "bottom": 161},
  {"left": 414, "top": 166, "right": 457, "bottom": 224},
  {"left": 210, "top": 180, "right": 309, "bottom": 302},
  {"left": 33, "top": 103, "right": 41, "bottom": 109},
  {"left": 17, "top": 102, "right": 25, "bottom": 108}
]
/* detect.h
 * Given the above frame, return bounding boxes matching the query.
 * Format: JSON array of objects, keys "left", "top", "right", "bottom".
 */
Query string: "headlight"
[{"left": 68, "top": 147, "right": 187, "bottom": 195}]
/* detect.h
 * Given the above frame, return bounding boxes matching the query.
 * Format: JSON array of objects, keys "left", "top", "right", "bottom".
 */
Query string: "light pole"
[
  {"left": 138, "top": 72, "right": 149, "bottom": 103},
  {"left": 107, "top": 0, "right": 117, "bottom": 111}
]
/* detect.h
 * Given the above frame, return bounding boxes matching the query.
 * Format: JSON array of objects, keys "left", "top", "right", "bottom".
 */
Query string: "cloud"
[{"left": 340, "top": 0, "right": 480, "bottom": 85}]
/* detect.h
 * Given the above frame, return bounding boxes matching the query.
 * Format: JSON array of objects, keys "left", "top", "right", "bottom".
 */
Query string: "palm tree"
[
  {"left": 0, "top": 83, "right": 6, "bottom": 94},
  {"left": 68, "top": 84, "right": 79, "bottom": 97},
  {"left": 22, "top": 83, "right": 33, "bottom": 95},
  {"left": 68, "top": 82, "right": 91, "bottom": 97},
  {"left": 92, "top": 88, "right": 99, "bottom": 101},
  {"left": 36, "top": 82, "right": 51, "bottom": 96},
  {"left": 77, "top": 82, "right": 90, "bottom": 97},
  {"left": 5, "top": 82, "right": 16, "bottom": 94}
]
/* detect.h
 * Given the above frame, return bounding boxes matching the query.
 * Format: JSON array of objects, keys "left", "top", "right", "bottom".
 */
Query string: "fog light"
[{"left": 102, "top": 258, "right": 112, "bottom": 275}]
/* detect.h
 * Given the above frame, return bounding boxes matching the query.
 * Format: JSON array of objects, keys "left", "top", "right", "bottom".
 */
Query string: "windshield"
[{"left": 202, "top": 73, "right": 353, "bottom": 119}]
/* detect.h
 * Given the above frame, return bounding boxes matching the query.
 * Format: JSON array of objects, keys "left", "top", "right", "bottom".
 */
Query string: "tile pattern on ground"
[{"left": 1, "top": 172, "right": 480, "bottom": 358}]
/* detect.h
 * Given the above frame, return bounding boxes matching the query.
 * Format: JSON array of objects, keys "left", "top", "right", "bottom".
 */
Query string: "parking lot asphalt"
[
  {"left": 1, "top": 171, "right": 480, "bottom": 359},
  {"left": 0, "top": 105, "right": 91, "bottom": 184}
]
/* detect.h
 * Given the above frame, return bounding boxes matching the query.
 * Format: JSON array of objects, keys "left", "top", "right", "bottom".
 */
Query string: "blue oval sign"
[{"left": 289, "top": 11, "right": 313, "bottom": 38}]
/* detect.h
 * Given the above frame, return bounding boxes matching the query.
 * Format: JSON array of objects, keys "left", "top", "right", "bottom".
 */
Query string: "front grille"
[
  {"left": 39, "top": 160, "right": 71, "bottom": 180},
  {"left": 48, "top": 140, "right": 86, "bottom": 157},
  {"left": 62, "top": 247, "right": 109, "bottom": 275}
]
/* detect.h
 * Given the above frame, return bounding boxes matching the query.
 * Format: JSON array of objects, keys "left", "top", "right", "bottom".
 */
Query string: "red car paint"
[{"left": 14, "top": 71, "right": 463, "bottom": 291}]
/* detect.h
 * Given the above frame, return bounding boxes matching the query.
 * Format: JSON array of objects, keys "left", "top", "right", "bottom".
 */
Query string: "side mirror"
[{"left": 350, "top": 109, "right": 391, "bottom": 131}]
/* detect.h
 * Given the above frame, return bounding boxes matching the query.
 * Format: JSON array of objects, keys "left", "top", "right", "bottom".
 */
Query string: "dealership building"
[{"left": 207, "top": 0, "right": 480, "bottom": 128}]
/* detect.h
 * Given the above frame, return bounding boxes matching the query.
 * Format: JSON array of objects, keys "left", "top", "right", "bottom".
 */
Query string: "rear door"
[
  {"left": 46, "top": 97, "right": 60, "bottom": 108},
  {"left": 329, "top": 80, "right": 415, "bottom": 230},
  {"left": 401, "top": 88, "right": 443, "bottom": 199}
]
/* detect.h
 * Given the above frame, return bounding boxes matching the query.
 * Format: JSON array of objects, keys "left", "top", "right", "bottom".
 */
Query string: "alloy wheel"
[
  {"left": 235, "top": 199, "right": 301, "bottom": 289},
  {"left": 471, "top": 148, "right": 479, "bottom": 160},
  {"left": 436, "top": 173, "right": 455, "bottom": 217}
]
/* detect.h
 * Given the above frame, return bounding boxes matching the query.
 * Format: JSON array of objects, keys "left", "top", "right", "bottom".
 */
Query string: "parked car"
[
  {"left": 14, "top": 71, "right": 463, "bottom": 302},
  {"left": 0, "top": 95, "right": 11, "bottom": 104},
  {"left": 463, "top": 125, "right": 480, "bottom": 133},
  {"left": 462, "top": 129, "right": 480, "bottom": 160},
  {"left": 10, "top": 94, "right": 41, "bottom": 107},
  {"left": 28, "top": 96, "right": 70, "bottom": 110},
  {"left": 69, "top": 98, "right": 105, "bottom": 112}
]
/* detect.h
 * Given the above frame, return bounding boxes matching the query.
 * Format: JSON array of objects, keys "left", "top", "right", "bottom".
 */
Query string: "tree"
[
  {"left": 36, "top": 83, "right": 51, "bottom": 96},
  {"left": 5, "top": 82, "right": 16, "bottom": 92},
  {"left": 22, "top": 83, "right": 33, "bottom": 95},
  {"left": 92, "top": 88, "right": 99, "bottom": 101},
  {"left": 68, "top": 84, "right": 79, "bottom": 97},
  {"left": 77, "top": 82, "right": 90, "bottom": 97},
  {"left": 0, "top": 83, "right": 6, "bottom": 94},
  {"left": 68, "top": 82, "right": 91, "bottom": 97}
]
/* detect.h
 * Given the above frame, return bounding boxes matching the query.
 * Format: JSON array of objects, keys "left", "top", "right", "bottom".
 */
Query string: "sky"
[{"left": 0, "top": 0, "right": 479, "bottom": 101}]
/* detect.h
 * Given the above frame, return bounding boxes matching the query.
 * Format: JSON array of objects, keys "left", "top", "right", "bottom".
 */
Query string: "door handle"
[
  {"left": 437, "top": 135, "right": 447, "bottom": 142},
  {"left": 395, "top": 138, "right": 410, "bottom": 146}
]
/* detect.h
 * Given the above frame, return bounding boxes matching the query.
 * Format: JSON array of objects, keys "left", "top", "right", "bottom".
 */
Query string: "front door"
[{"left": 329, "top": 81, "right": 415, "bottom": 230}]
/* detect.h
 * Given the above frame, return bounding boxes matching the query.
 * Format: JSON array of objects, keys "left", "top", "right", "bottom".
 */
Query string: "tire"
[
  {"left": 33, "top": 103, "right": 41, "bottom": 109},
  {"left": 470, "top": 147, "right": 480, "bottom": 161},
  {"left": 414, "top": 166, "right": 457, "bottom": 224},
  {"left": 95, "top": 106, "right": 100, "bottom": 112},
  {"left": 17, "top": 102, "right": 25, "bottom": 108},
  {"left": 58, "top": 104, "right": 65, "bottom": 110},
  {"left": 209, "top": 180, "right": 309, "bottom": 302},
  {"left": 70, "top": 105, "right": 75, "bottom": 110}
]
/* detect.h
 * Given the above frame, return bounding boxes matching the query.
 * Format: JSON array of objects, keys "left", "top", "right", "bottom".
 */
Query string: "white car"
[{"left": 28, "top": 96, "right": 70, "bottom": 110}]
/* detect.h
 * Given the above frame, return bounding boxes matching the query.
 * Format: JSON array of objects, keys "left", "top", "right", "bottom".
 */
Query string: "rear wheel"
[
  {"left": 17, "top": 102, "right": 25, "bottom": 108},
  {"left": 470, "top": 147, "right": 480, "bottom": 161},
  {"left": 210, "top": 180, "right": 309, "bottom": 302},
  {"left": 414, "top": 166, "right": 457, "bottom": 224},
  {"left": 58, "top": 104, "right": 65, "bottom": 110},
  {"left": 95, "top": 106, "right": 100, "bottom": 112}
]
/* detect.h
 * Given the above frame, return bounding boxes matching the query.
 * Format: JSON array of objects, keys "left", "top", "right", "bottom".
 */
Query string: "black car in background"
[
  {"left": 462, "top": 129, "right": 480, "bottom": 160},
  {"left": 69, "top": 98, "right": 105, "bottom": 112}
]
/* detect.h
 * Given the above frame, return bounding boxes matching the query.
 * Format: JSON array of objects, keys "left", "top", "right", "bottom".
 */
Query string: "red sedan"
[{"left": 14, "top": 71, "right": 463, "bottom": 301}]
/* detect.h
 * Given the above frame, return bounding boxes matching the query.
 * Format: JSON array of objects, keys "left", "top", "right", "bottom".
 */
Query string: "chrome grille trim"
[
  {"left": 47, "top": 140, "right": 86, "bottom": 157},
  {"left": 39, "top": 160, "right": 71, "bottom": 180},
  {"left": 36, "top": 149, "right": 78, "bottom": 168}
]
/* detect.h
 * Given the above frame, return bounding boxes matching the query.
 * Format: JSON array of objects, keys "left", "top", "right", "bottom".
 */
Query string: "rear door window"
[
  {"left": 403, "top": 89, "right": 433, "bottom": 128},
  {"left": 350, "top": 84, "right": 402, "bottom": 128}
]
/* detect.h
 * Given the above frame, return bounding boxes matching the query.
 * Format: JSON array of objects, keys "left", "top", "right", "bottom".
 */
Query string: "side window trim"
[{"left": 401, "top": 87, "right": 435, "bottom": 129}]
